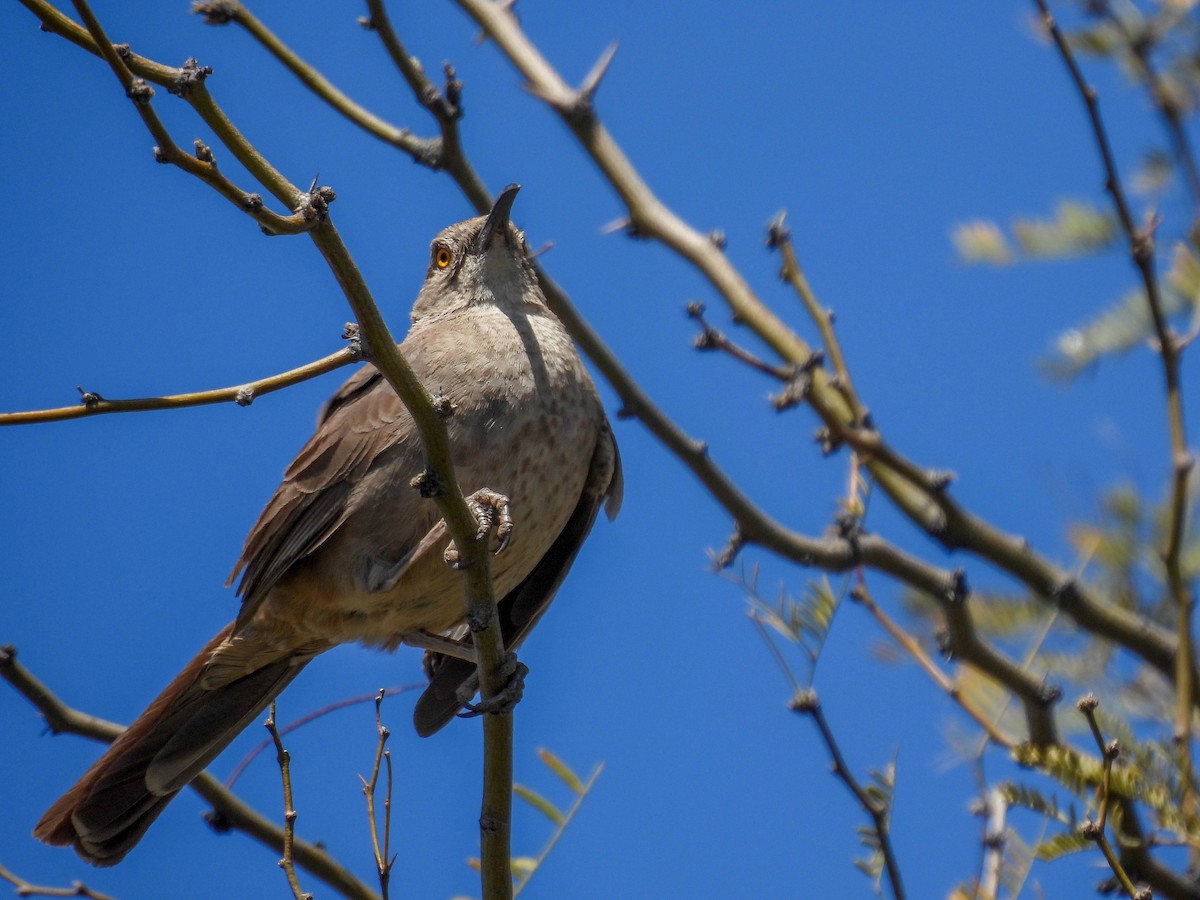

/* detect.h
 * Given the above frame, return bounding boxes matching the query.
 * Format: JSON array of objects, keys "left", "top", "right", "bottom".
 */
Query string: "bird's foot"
[
  {"left": 444, "top": 487, "right": 513, "bottom": 567},
  {"left": 457, "top": 652, "right": 528, "bottom": 718}
]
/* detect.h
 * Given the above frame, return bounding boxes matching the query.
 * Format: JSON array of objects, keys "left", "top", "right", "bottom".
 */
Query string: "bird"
[{"left": 33, "top": 184, "right": 622, "bottom": 866}]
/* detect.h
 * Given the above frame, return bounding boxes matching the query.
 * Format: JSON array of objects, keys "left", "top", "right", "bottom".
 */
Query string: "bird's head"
[{"left": 411, "top": 184, "right": 539, "bottom": 322}]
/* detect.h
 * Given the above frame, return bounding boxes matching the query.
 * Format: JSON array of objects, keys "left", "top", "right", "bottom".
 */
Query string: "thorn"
[
  {"left": 579, "top": 41, "right": 619, "bottom": 103},
  {"left": 766, "top": 210, "right": 790, "bottom": 249},
  {"left": 600, "top": 216, "right": 643, "bottom": 239},
  {"left": 307, "top": 173, "right": 320, "bottom": 194}
]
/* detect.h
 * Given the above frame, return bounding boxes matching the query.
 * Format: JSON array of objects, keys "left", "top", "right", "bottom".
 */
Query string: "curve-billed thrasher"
[{"left": 34, "top": 184, "right": 623, "bottom": 866}]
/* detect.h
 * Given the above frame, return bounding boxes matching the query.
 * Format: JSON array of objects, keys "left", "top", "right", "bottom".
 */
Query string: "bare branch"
[
  {"left": 0, "top": 862, "right": 117, "bottom": 900},
  {"left": 0, "top": 345, "right": 360, "bottom": 427},
  {"left": 194, "top": 2, "right": 442, "bottom": 166},
  {"left": 264, "top": 703, "right": 312, "bottom": 900},
  {"left": 1034, "top": 0, "right": 1197, "bottom": 836},
  {"left": 0, "top": 644, "right": 377, "bottom": 900},
  {"left": 790, "top": 690, "right": 906, "bottom": 900},
  {"left": 849, "top": 582, "right": 1016, "bottom": 749}
]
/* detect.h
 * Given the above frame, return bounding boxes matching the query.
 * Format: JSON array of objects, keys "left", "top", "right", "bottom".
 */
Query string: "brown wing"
[
  {"left": 227, "top": 364, "right": 409, "bottom": 621},
  {"left": 412, "top": 422, "right": 622, "bottom": 736}
]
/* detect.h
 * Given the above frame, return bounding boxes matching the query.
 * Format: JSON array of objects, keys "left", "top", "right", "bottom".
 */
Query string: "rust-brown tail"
[{"left": 34, "top": 622, "right": 308, "bottom": 866}]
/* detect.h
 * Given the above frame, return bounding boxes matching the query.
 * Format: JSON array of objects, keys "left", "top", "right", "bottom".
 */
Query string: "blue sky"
[{"left": 2, "top": 2, "right": 1195, "bottom": 898}]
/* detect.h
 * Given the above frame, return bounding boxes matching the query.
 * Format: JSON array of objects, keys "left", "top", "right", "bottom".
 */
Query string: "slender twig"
[
  {"left": 46, "top": 2, "right": 315, "bottom": 234},
  {"left": 790, "top": 690, "right": 906, "bottom": 900},
  {"left": 0, "top": 863, "right": 117, "bottom": 900},
  {"left": 265, "top": 703, "right": 311, "bottom": 900},
  {"left": 767, "top": 212, "right": 863, "bottom": 419},
  {"left": 360, "top": 0, "right": 492, "bottom": 213},
  {"left": 18, "top": 0, "right": 310, "bottom": 212},
  {"left": 0, "top": 645, "right": 377, "bottom": 900},
  {"left": 192, "top": 1, "right": 441, "bottom": 166},
  {"left": 686, "top": 301, "right": 793, "bottom": 380},
  {"left": 0, "top": 345, "right": 359, "bottom": 426},
  {"left": 360, "top": 690, "right": 396, "bottom": 900},
  {"left": 848, "top": 583, "right": 1015, "bottom": 748},
  {"left": 1076, "top": 695, "right": 1141, "bottom": 899},
  {"left": 1036, "top": 0, "right": 1197, "bottom": 844},
  {"left": 748, "top": 612, "right": 803, "bottom": 695},
  {"left": 1095, "top": 3, "right": 1200, "bottom": 212},
  {"left": 226, "top": 682, "right": 423, "bottom": 789}
]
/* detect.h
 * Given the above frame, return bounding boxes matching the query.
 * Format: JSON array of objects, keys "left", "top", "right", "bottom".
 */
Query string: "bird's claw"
[
  {"left": 444, "top": 487, "right": 513, "bottom": 567},
  {"left": 456, "top": 652, "right": 528, "bottom": 719}
]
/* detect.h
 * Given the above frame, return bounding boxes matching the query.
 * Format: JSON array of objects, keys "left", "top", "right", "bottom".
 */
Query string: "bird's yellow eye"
[{"left": 435, "top": 246, "right": 452, "bottom": 269}]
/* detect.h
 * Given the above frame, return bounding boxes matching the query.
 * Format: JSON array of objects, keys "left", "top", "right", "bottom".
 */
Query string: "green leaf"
[
  {"left": 952, "top": 220, "right": 1012, "bottom": 265},
  {"left": 1011, "top": 200, "right": 1117, "bottom": 259},
  {"left": 514, "top": 784, "right": 565, "bottom": 826},
  {"left": 1034, "top": 830, "right": 1092, "bottom": 861},
  {"left": 1000, "top": 781, "right": 1073, "bottom": 826},
  {"left": 953, "top": 201, "right": 1116, "bottom": 266},
  {"left": 538, "top": 747, "right": 586, "bottom": 795},
  {"left": 510, "top": 857, "right": 538, "bottom": 877},
  {"left": 1044, "top": 243, "right": 1200, "bottom": 376}
]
